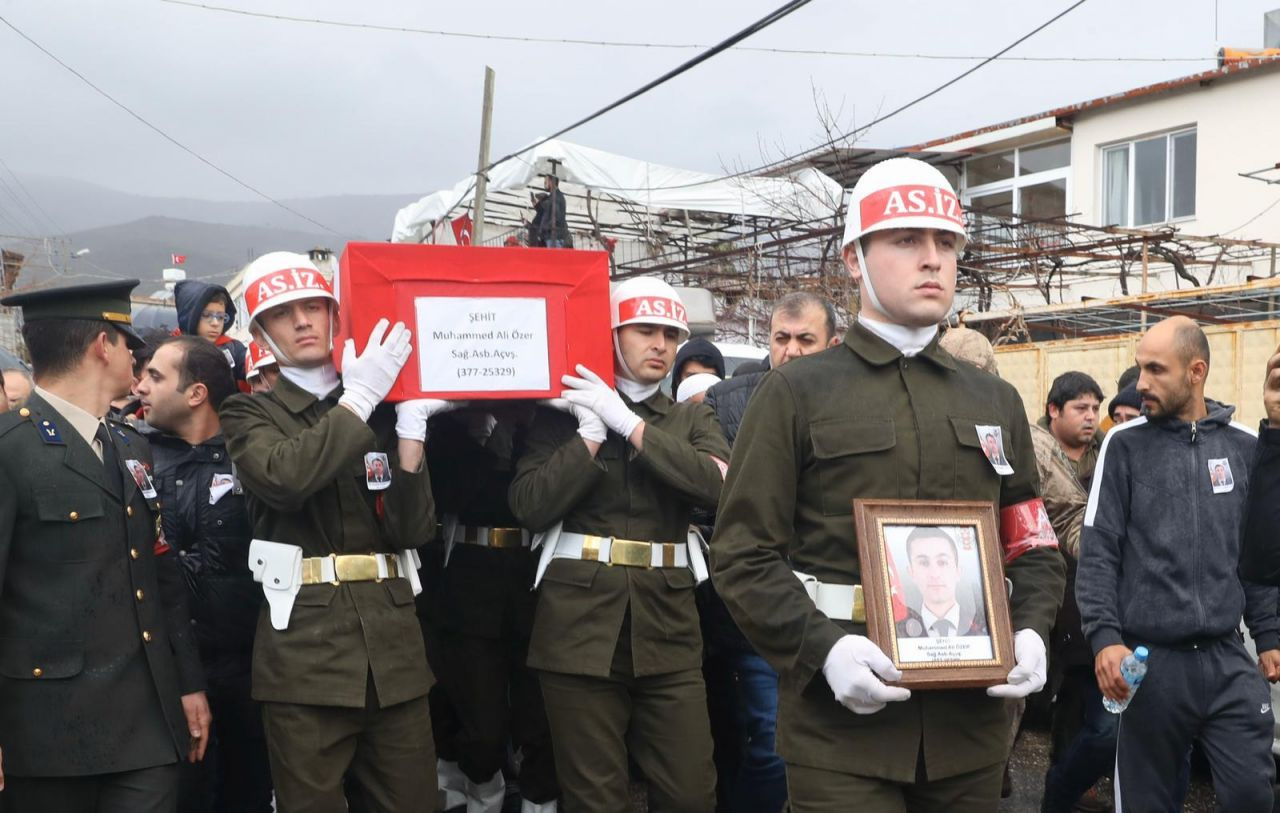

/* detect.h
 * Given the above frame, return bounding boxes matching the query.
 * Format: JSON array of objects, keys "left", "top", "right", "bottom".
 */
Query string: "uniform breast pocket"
[
  {"left": 949, "top": 417, "right": 1003, "bottom": 495},
  {"left": 810, "top": 419, "right": 896, "bottom": 516},
  {"left": 31, "top": 488, "right": 109, "bottom": 561}
]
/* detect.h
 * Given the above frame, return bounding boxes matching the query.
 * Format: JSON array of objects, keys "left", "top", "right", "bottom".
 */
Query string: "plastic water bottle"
[{"left": 1102, "top": 646, "right": 1149, "bottom": 713}]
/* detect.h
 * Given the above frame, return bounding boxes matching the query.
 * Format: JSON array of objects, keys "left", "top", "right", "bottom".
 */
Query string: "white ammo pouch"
[
  {"left": 249, "top": 541, "right": 424, "bottom": 631},
  {"left": 249, "top": 539, "right": 303, "bottom": 631},
  {"left": 794, "top": 570, "right": 866, "bottom": 624}
]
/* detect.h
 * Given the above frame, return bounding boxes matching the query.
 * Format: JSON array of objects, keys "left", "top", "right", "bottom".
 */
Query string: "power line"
[
  {"left": 0, "top": 156, "right": 63, "bottom": 236},
  {"left": 432, "top": 0, "right": 818, "bottom": 221},
  {"left": 0, "top": 13, "right": 342, "bottom": 236},
  {"left": 587, "top": 0, "right": 1093, "bottom": 194},
  {"left": 484, "top": 0, "right": 815, "bottom": 174},
  {"left": 0, "top": 173, "right": 44, "bottom": 236},
  {"left": 159, "top": 0, "right": 1222, "bottom": 64}
]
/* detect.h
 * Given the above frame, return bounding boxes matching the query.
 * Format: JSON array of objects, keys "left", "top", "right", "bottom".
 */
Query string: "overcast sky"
[{"left": 1, "top": 0, "right": 1276, "bottom": 216}]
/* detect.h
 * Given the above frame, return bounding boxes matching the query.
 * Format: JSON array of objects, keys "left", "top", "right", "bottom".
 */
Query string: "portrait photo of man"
[
  {"left": 1208, "top": 458, "right": 1234, "bottom": 492},
  {"left": 364, "top": 452, "right": 392, "bottom": 489},
  {"left": 894, "top": 525, "right": 989, "bottom": 641}
]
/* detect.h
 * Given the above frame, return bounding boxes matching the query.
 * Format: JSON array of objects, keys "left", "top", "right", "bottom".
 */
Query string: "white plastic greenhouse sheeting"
[{"left": 391, "top": 138, "right": 844, "bottom": 243}]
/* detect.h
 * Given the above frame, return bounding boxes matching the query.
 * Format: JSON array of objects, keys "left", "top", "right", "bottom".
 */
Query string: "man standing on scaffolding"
[{"left": 529, "top": 175, "right": 572, "bottom": 249}]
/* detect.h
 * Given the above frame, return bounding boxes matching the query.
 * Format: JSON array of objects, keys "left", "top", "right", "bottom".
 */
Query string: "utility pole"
[{"left": 472, "top": 66, "right": 496, "bottom": 246}]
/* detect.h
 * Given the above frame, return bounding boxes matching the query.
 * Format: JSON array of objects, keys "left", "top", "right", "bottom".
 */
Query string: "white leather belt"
[
  {"left": 794, "top": 570, "right": 865, "bottom": 623},
  {"left": 555, "top": 532, "right": 689, "bottom": 569}
]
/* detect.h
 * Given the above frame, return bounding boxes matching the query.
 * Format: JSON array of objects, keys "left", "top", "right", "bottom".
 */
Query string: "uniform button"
[
  {"left": 178, "top": 550, "right": 187, "bottom": 557},
  {"left": 127, "top": 506, "right": 134, "bottom": 517},
  {"left": 142, "top": 631, "right": 153, "bottom": 643},
  {"left": 18, "top": 408, "right": 29, "bottom": 417},
  {"left": 212, "top": 453, "right": 220, "bottom": 460},
  {"left": 135, "top": 589, "right": 145, "bottom": 601},
  {"left": 32, "top": 667, "right": 42, "bottom": 677},
  {"left": 130, "top": 548, "right": 140, "bottom": 560},
  {"left": 216, "top": 520, "right": 223, "bottom": 527},
  {"left": 68, "top": 511, "right": 79, "bottom": 521},
  {"left": 175, "top": 479, "right": 183, "bottom": 486}
]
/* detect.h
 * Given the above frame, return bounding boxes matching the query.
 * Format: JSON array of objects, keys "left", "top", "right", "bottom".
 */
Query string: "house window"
[
  {"left": 1101, "top": 129, "right": 1196, "bottom": 227},
  {"left": 962, "top": 140, "right": 1070, "bottom": 225}
]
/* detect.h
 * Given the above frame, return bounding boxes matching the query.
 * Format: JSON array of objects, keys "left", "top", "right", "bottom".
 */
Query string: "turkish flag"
[
  {"left": 451, "top": 215, "right": 473, "bottom": 246},
  {"left": 887, "top": 552, "right": 909, "bottom": 623},
  {"left": 171, "top": 253, "right": 186, "bottom": 265}
]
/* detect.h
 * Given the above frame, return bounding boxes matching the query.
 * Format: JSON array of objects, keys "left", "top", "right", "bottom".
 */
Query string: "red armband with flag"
[{"left": 999, "top": 498, "right": 1058, "bottom": 564}]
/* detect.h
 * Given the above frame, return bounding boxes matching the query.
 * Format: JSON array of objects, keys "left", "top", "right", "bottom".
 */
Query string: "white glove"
[
  {"left": 540, "top": 398, "right": 606, "bottom": 444},
  {"left": 338, "top": 319, "right": 412, "bottom": 422},
  {"left": 395, "top": 399, "right": 463, "bottom": 441},
  {"left": 987, "top": 628, "right": 1048, "bottom": 698},
  {"left": 822, "top": 635, "right": 911, "bottom": 715},
  {"left": 561, "top": 365, "right": 643, "bottom": 439}
]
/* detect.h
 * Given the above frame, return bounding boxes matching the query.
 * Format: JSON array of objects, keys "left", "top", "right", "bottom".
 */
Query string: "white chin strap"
[
  {"left": 254, "top": 302, "right": 337, "bottom": 368},
  {"left": 854, "top": 239, "right": 888, "bottom": 317},
  {"left": 610, "top": 329, "right": 661, "bottom": 402},
  {"left": 853, "top": 239, "right": 938, "bottom": 358}
]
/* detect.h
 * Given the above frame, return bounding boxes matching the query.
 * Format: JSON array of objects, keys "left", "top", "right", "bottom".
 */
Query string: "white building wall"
[
  {"left": 1069, "top": 69, "right": 1280, "bottom": 251},
  {"left": 955, "top": 69, "right": 1280, "bottom": 311}
]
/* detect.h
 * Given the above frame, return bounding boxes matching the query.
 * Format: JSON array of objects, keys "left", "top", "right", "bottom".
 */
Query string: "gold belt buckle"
[
  {"left": 334, "top": 554, "right": 380, "bottom": 583},
  {"left": 610, "top": 538, "right": 652, "bottom": 568},
  {"left": 301, "top": 558, "right": 323, "bottom": 585},
  {"left": 581, "top": 535, "right": 602, "bottom": 562},
  {"left": 852, "top": 584, "right": 866, "bottom": 625},
  {"left": 489, "top": 528, "right": 524, "bottom": 548}
]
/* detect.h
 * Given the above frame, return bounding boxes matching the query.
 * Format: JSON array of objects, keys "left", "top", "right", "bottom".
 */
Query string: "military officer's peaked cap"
[{"left": 1, "top": 279, "right": 145, "bottom": 350}]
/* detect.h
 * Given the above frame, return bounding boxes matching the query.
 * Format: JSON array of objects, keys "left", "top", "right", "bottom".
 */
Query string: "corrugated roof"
[{"left": 907, "top": 57, "right": 1280, "bottom": 152}]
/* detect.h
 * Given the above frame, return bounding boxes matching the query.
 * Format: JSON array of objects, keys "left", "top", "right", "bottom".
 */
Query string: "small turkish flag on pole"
[
  {"left": 171, "top": 253, "right": 186, "bottom": 265},
  {"left": 887, "top": 553, "right": 910, "bottom": 623}
]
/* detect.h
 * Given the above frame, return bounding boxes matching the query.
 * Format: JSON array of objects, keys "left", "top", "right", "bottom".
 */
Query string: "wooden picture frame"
[{"left": 853, "top": 499, "right": 1014, "bottom": 690}]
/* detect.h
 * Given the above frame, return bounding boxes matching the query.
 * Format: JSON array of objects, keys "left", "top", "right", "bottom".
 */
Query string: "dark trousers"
[
  {"left": 704, "top": 650, "right": 787, "bottom": 813},
  {"left": 262, "top": 682, "right": 437, "bottom": 813},
  {"left": 1043, "top": 666, "right": 1118, "bottom": 813},
  {"left": 538, "top": 630, "right": 716, "bottom": 813},
  {"left": 434, "top": 545, "right": 558, "bottom": 802},
  {"left": 5, "top": 763, "right": 180, "bottom": 813},
  {"left": 178, "top": 660, "right": 273, "bottom": 813},
  {"left": 785, "top": 760, "right": 1004, "bottom": 813},
  {"left": 1115, "top": 635, "right": 1274, "bottom": 813}
]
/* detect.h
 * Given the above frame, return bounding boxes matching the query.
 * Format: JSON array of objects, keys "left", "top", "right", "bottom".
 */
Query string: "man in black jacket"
[
  {"left": 136, "top": 336, "right": 272, "bottom": 812},
  {"left": 699, "top": 291, "right": 838, "bottom": 812},
  {"left": 1080, "top": 317, "right": 1280, "bottom": 812}
]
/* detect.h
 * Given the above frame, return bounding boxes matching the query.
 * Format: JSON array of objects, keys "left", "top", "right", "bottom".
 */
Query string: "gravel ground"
[{"left": 614, "top": 722, "right": 1233, "bottom": 812}]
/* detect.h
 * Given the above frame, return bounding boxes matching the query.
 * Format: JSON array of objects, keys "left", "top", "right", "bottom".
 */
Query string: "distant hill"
[
  {"left": 6, "top": 173, "right": 423, "bottom": 241},
  {"left": 9, "top": 216, "right": 339, "bottom": 293}
]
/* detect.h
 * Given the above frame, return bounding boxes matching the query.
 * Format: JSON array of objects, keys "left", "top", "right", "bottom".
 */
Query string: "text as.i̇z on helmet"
[
  {"left": 617, "top": 296, "right": 687, "bottom": 324},
  {"left": 860, "top": 185, "right": 965, "bottom": 231},
  {"left": 246, "top": 268, "right": 326, "bottom": 313}
]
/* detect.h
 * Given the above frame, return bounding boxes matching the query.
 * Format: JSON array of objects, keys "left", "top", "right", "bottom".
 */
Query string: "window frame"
[
  {"left": 1099, "top": 127, "right": 1197, "bottom": 228},
  {"left": 960, "top": 139, "right": 1072, "bottom": 222}
]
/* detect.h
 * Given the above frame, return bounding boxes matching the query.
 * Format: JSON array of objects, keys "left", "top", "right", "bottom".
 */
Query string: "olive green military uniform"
[
  {"left": 712, "top": 324, "right": 1066, "bottom": 812},
  {"left": 427, "top": 410, "right": 558, "bottom": 805},
  {"left": 220, "top": 376, "right": 437, "bottom": 813},
  {"left": 509, "top": 393, "right": 730, "bottom": 812}
]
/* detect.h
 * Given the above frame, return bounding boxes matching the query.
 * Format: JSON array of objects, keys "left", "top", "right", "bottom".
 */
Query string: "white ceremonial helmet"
[
  {"left": 841, "top": 157, "right": 968, "bottom": 318},
  {"left": 240, "top": 251, "right": 336, "bottom": 328},
  {"left": 244, "top": 340, "right": 277, "bottom": 380},
  {"left": 841, "top": 157, "right": 967, "bottom": 251},
  {"left": 240, "top": 251, "right": 338, "bottom": 360},
  {"left": 609, "top": 277, "right": 690, "bottom": 342}
]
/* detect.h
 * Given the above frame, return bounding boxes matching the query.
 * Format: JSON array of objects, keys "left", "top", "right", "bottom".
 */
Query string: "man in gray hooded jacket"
[{"left": 1078, "top": 316, "right": 1280, "bottom": 813}]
